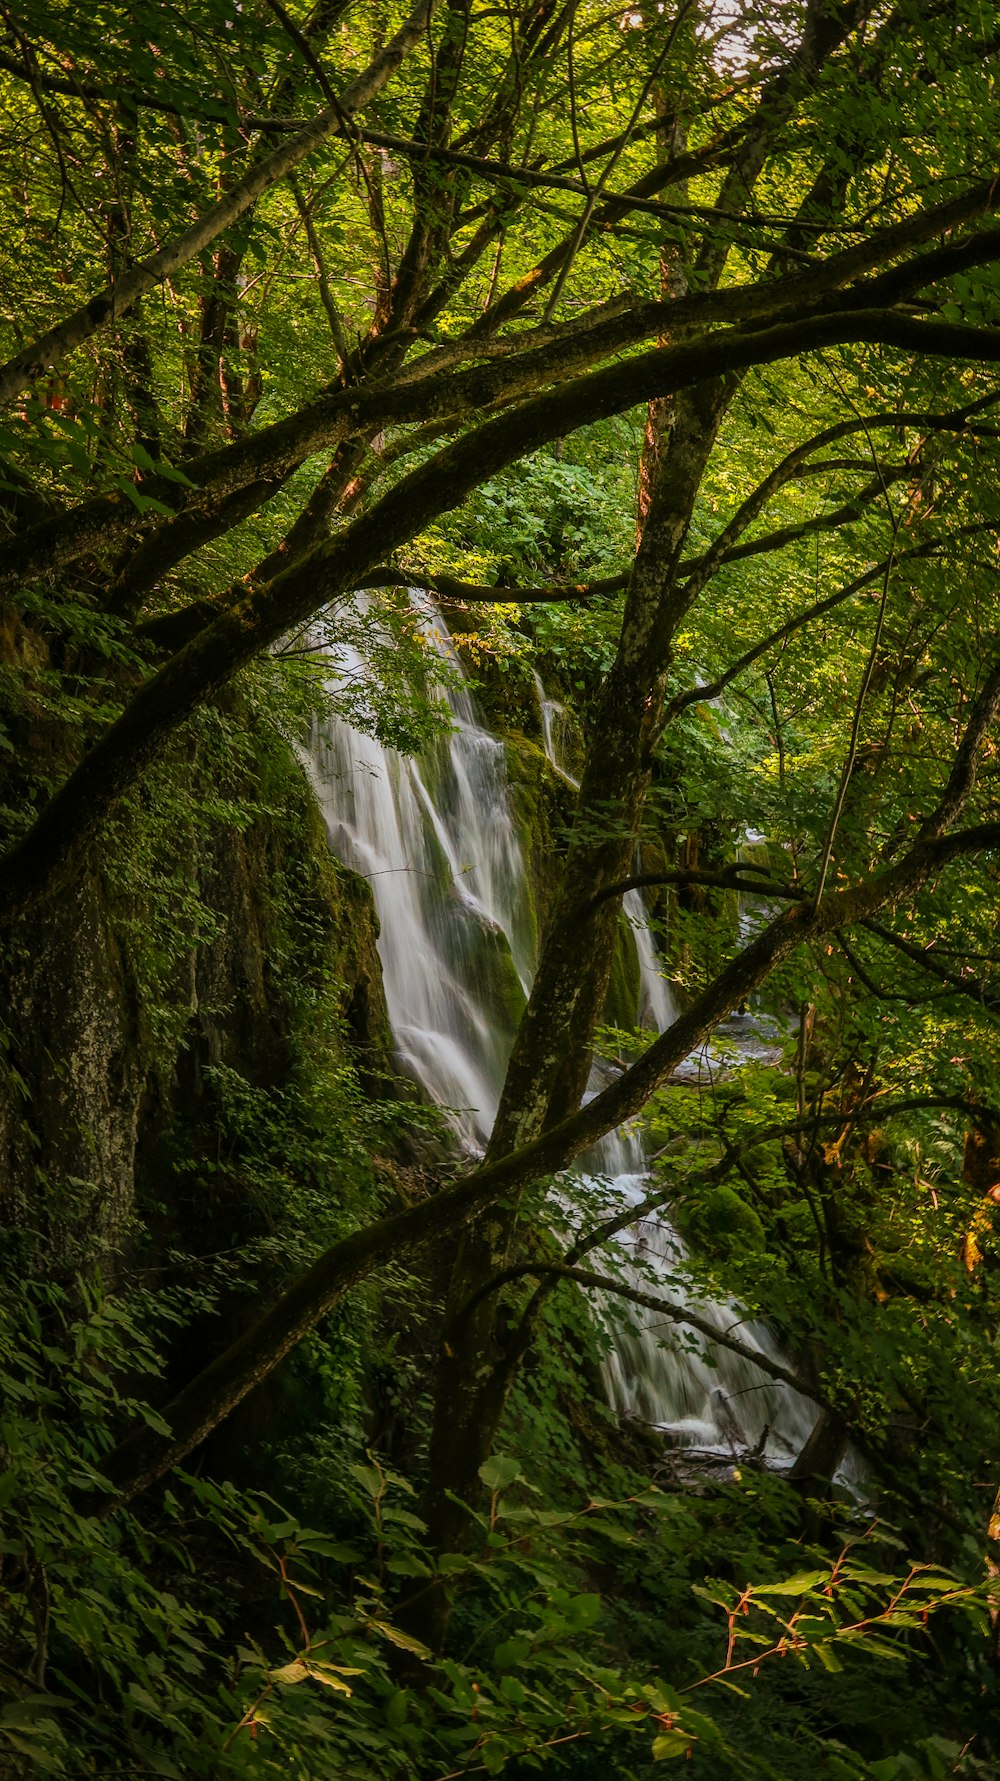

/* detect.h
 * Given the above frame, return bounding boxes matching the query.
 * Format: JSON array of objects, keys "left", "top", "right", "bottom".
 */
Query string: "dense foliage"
[{"left": 3, "top": 0, "right": 1000, "bottom": 1775}]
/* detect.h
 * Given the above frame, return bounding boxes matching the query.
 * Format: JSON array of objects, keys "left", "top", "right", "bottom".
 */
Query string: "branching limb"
[
  {"left": 0, "top": 0, "right": 439, "bottom": 408},
  {"left": 835, "top": 933, "right": 906, "bottom": 1003},
  {"left": 92, "top": 806, "right": 1000, "bottom": 1509},
  {"left": 496, "top": 1094, "right": 991, "bottom": 1351},
  {"left": 917, "top": 659, "right": 1000, "bottom": 840},
  {"left": 667, "top": 526, "right": 998, "bottom": 720},
  {"left": 862, "top": 922, "right": 1000, "bottom": 1010},
  {"left": 8, "top": 208, "right": 1000, "bottom": 593},
  {"left": 574, "top": 867, "right": 802, "bottom": 917},
  {"left": 6, "top": 304, "right": 1000, "bottom": 918},
  {"left": 676, "top": 387, "right": 1000, "bottom": 616},
  {"left": 350, "top": 567, "right": 627, "bottom": 604},
  {"left": 487, "top": 1260, "right": 826, "bottom": 1405},
  {"left": 290, "top": 175, "right": 350, "bottom": 367},
  {"left": 682, "top": 466, "right": 911, "bottom": 591}
]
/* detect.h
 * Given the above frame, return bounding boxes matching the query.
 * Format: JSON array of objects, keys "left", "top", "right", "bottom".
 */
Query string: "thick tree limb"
[
  {"left": 93, "top": 811, "right": 1000, "bottom": 1506},
  {"left": 6, "top": 303, "right": 1000, "bottom": 921},
  {"left": 7, "top": 195, "right": 1000, "bottom": 592},
  {"left": 351, "top": 568, "right": 628, "bottom": 604},
  {"left": 364, "top": 127, "right": 744, "bottom": 229},
  {"left": 575, "top": 868, "right": 802, "bottom": 916}
]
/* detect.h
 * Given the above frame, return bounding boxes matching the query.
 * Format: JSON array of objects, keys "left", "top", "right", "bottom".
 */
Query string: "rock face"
[
  {"left": 0, "top": 721, "right": 391, "bottom": 1267},
  {"left": 0, "top": 869, "right": 148, "bottom": 1252}
]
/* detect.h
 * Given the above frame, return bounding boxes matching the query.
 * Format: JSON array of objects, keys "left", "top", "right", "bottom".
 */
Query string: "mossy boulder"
[
  {"left": 463, "top": 913, "right": 527, "bottom": 1036},
  {"left": 685, "top": 1185, "right": 767, "bottom": 1259}
]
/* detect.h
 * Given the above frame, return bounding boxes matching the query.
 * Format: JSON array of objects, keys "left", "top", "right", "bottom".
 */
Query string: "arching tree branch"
[
  {"left": 6, "top": 305, "right": 1000, "bottom": 921},
  {"left": 92, "top": 806, "right": 1000, "bottom": 1508},
  {"left": 666, "top": 525, "right": 1000, "bottom": 719},
  {"left": 350, "top": 568, "right": 628, "bottom": 604}
]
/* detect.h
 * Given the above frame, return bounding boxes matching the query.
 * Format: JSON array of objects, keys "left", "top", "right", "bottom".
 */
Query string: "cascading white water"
[
  {"left": 308, "top": 608, "right": 533, "bottom": 1150},
  {"left": 307, "top": 606, "right": 815, "bottom": 1464},
  {"left": 529, "top": 677, "right": 815, "bottom": 1462}
]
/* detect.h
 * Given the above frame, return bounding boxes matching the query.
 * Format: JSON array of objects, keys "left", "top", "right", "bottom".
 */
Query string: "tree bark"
[{"left": 90, "top": 820, "right": 1000, "bottom": 1513}]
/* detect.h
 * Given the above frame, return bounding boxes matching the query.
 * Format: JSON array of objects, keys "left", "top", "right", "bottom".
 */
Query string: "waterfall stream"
[{"left": 308, "top": 608, "right": 815, "bottom": 1466}]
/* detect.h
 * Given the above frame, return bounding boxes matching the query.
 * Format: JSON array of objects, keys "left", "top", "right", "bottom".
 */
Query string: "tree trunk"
[{"left": 412, "top": 378, "right": 733, "bottom": 1651}]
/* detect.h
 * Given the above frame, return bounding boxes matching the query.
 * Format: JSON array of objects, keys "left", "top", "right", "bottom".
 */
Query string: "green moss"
[
  {"left": 603, "top": 915, "right": 642, "bottom": 1030},
  {"left": 502, "top": 729, "right": 575, "bottom": 951},
  {"left": 775, "top": 1199, "right": 817, "bottom": 1248},
  {"left": 464, "top": 914, "right": 527, "bottom": 1032},
  {"left": 686, "top": 1185, "right": 767, "bottom": 1259}
]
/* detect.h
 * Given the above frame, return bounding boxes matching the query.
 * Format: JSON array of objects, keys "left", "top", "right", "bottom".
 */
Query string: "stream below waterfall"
[{"left": 308, "top": 606, "right": 816, "bottom": 1468}]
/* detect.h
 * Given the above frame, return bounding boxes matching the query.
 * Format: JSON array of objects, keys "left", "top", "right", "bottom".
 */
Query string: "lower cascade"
[{"left": 308, "top": 604, "right": 816, "bottom": 1466}]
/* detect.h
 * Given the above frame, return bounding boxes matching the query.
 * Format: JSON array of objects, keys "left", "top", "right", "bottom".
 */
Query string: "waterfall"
[
  {"left": 529, "top": 676, "right": 815, "bottom": 1463},
  {"left": 307, "top": 607, "right": 816, "bottom": 1465},
  {"left": 308, "top": 608, "right": 532, "bottom": 1150}
]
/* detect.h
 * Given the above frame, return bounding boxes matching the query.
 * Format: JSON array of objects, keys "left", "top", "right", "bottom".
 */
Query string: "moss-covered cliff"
[{"left": 0, "top": 687, "right": 392, "bottom": 1272}]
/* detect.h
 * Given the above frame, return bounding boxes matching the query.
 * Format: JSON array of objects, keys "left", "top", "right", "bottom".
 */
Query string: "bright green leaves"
[{"left": 478, "top": 1453, "right": 522, "bottom": 1492}]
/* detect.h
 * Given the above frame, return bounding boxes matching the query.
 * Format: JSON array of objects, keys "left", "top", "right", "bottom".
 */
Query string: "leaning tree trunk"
[
  {"left": 410, "top": 376, "right": 733, "bottom": 1651},
  {"left": 410, "top": 0, "right": 858, "bottom": 1633}
]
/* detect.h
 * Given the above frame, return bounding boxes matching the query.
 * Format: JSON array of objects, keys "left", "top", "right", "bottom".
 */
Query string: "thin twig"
[
  {"left": 813, "top": 369, "right": 904, "bottom": 906},
  {"left": 542, "top": 0, "right": 694, "bottom": 320}
]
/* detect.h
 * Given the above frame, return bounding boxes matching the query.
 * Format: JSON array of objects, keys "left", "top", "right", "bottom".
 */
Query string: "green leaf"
[
  {"left": 349, "top": 1463, "right": 384, "bottom": 1496},
  {"left": 494, "top": 1636, "right": 532, "bottom": 1668},
  {"left": 652, "top": 1729, "right": 692, "bottom": 1759},
  {"left": 307, "top": 1662, "right": 357, "bottom": 1695},
  {"left": 752, "top": 1570, "right": 830, "bottom": 1597},
  {"left": 271, "top": 1658, "right": 309, "bottom": 1685},
  {"left": 371, "top": 1621, "right": 432, "bottom": 1661},
  {"left": 478, "top": 1455, "right": 521, "bottom": 1492},
  {"left": 118, "top": 480, "right": 175, "bottom": 518}
]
